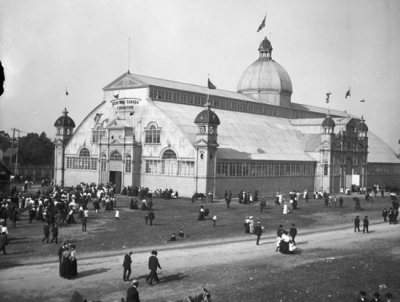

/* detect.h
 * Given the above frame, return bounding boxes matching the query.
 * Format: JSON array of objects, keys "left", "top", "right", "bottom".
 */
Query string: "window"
[
  {"left": 110, "top": 151, "right": 122, "bottom": 161},
  {"left": 125, "top": 155, "right": 132, "bottom": 173},
  {"left": 92, "top": 126, "right": 106, "bottom": 143},
  {"left": 145, "top": 124, "right": 161, "bottom": 144},
  {"left": 162, "top": 149, "right": 177, "bottom": 160},
  {"left": 101, "top": 154, "right": 107, "bottom": 171},
  {"left": 79, "top": 148, "right": 90, "bottom": 157}
]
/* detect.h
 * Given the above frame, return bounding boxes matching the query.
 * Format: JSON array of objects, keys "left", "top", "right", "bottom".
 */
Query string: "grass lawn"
[{"left": 2, "top": 187, "right": 393, "bottom": 262}]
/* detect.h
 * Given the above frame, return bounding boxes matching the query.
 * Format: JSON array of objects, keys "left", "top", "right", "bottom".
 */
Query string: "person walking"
[
  {"left": 275, "top": 225, "right": 284, "bottom": 252},
  {"left": 382, "top": 208, "right": 388, "bottom": 222},
  {"left": 259, "top": 199, "right": 266, "bottom": 213},
  {"left": 213, "top": 215, "right": 217, "bottom": 227},
  {"left": 0, "top": 232, "right": 7, "bottom": 255},
  {"left": 148, "top": 210, "right": 155, "bottom": 226},
  {"left": 125, "top": 279, "right": 141, "bottom": 302},
  {"left": 42, "top": 222, "right": 50, "bottom": 244},
  {"left": 254, "top": 222, "right": 262, "bottom": 245},
  {"left": 354, "top": 216, "right": 361, "bottom": 232},
  {"left": 123, "top": 251, "right": 133, "bottom": 281},
  {"left": 50, "top": 223, "right": 58, "bottom": 244},
  {"left": 289, "top": 224, "right": 298, "bottom": 244},
  {"left": 146, "top": 250, "right": 162, "bottom": 285},
  {"left": 363, "top": 216, "right": 369, "bottom": 233},
  {"left": 339, "top": 196, "right": 343, "bottom": 207}
]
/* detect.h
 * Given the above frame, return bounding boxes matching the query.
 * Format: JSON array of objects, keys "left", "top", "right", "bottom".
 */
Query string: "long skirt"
[
  {"left": 280, "top": 240, "right": 289, "bottom": 254},
  {"left": 71, "top": 259, "right": 78, "bottom": 277}
]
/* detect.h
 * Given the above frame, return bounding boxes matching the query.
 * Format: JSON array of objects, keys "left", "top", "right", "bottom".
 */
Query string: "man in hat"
[
  {"left": 371, "top": 292, "right": 380, "bottom": 302},
  {"left": 123, "top": 251, "right": 133, "bottom": 281},
  {"left": 354, "top": 216, "right": 361, "bottom": 232},
  {"left": 254, "top": 222, "right": 263, "bottom": 245},
  {"left": 50, "top": 222, "right": 58, "bottom": 244},
  {"left": 385, "top": 293, "right": 392, "bottom": 302},
  {"left": 148, "top": 210, "right": 155, "bottom": 226},
  {"left": 126, "top": 279, "right": 140, "bottom": 302},
  {"left": 146, "top": 251, "right": 162, "bottom": 285},
  {"left": 289, "top": 224, "right": 298, "bottom": 244},
  {"left": 356, "top": 290, "right": 369, "bottom": 302},
  {"left": 363, "top": 216, "right": 369, "bottom": 233},
  {"left": 42, "top": 222, "right": 50, "bottom": 244}
]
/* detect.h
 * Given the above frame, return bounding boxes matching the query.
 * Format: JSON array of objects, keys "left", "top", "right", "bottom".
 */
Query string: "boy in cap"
[{"left": 371, "top": 292, "right": 381, "bottom": 302}]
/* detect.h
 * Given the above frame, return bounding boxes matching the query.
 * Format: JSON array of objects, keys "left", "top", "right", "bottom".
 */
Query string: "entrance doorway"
[{"left": 109, "top": 171, "right": 122, "bottom": 193}]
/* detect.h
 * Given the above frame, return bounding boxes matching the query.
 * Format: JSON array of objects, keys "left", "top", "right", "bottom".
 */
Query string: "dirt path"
[{"left": 0, "top": 220, "right": 398, "bottom": 302}]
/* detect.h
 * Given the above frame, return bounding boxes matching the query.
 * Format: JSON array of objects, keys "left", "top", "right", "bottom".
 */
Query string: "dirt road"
[{"left": 0, "top": 220, "right": 398, "bottom": 302}]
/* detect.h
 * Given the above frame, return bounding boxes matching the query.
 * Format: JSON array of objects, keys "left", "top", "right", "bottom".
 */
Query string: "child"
[
  {"left": 289, "top": 240, "right": 296, "bottom": 253},
  {"left": 178, "top": 229, "right": 184, "bottom": 238},
  {"left": 115, "top": 208, "right": 120, "bottom": 220},
  {"left": 169, "top": 233, "right": 176, "bottom": 241},
  {"left": 213, "top": 215, "right": 217, "bottom": 227},
  {"left": 145, "top": 213, "right": 149, "bottom": 225}
]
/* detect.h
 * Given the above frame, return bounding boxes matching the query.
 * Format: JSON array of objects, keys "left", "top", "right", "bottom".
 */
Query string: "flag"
[
  {"left": 208, "top": 78, "right": 216, "bottom": 89},
  {"left": 113, "top": 91, "right": 119, "bottom": 99},
  {"left": 345, "top": 88, "right": 351, "bottom": 98},
  {"left": 257, "top": 15, "right": 266, "bottom": 32},
  {"left": 360, "top": 99, "right": 365, "bottom": 103},
  {"left": 66, "top": 88, "right": 69, "bottom": 96},
  {"left": 129, "top": 112, "right": 134, "bottom": 116},
  {"left": 326, "top": 92, "right": 332, "bottom": 103}
]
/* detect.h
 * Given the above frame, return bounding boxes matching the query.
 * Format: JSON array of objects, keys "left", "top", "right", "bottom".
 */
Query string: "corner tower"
[
  {"left": 237, "top": 37, "right": 293, "bottom": 107},
  {"left": 194, "top": 102, "right": 220, "bottom": 197},
  {"left": 318, "top": 115, "right": 335, "bottom": 193},
  {"left": 54, "top": 108, "right": 75, "bottom": 188}
]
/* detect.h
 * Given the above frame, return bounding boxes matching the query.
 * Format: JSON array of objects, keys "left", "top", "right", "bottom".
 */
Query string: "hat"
[
  {"left": 359, "top": 291, "right": 366, "bottom": 296},
  {"left": 131, "top": 279, "right": 138, "bottom": 285},
  {"left": 128, "top": 251, "right": 133, "bottom": 255},
  {"left": 385, "top": 293, "right": 393, "bottom": 299},
  {"left": 151, "top": 250, "right": 158, "bottom": 255},
  {"left": 249, "top": 216, "right": 253, "bottom": 219},
  {"left": 257, "top": 222, "right": 260, "bottom": 224},
  {"left": 373, "top": 292, "right": 380, "bottom": 298}
]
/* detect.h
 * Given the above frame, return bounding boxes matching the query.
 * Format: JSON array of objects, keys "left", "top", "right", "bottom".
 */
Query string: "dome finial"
[
  {"left": 258, "top": 37, "right": 273, "bottom": 60},
  {"left": 63, "top": 108, "right": 69, "bottom": 115}
]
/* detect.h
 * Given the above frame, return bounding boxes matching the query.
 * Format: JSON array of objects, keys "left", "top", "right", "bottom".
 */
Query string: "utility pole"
[
  {"left": 15, "top": 130, "right": 20, "bottom": 175},
  {"left": 9, "top": 128, "right": 16, "bottom": 170}
]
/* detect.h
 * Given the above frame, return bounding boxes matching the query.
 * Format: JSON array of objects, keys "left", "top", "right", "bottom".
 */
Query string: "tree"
[
  {"left": 18, "top": 132, "right": 54, "bottom": 165},
  {"left": 0, "top": 131, "right": 11, "bottom": 152}
]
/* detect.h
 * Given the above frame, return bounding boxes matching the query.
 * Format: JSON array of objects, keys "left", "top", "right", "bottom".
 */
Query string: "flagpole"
[{"left": 207, "top": 74, "right": 210, "bottom": 104}]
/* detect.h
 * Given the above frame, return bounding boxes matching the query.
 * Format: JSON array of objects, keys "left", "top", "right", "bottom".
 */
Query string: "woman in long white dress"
[{"left": 283, "top": 201, "right": 288, "bottom": 214}]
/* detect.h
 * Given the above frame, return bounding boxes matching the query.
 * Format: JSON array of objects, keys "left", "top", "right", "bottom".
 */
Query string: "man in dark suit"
[
  {"left": 254, "top": 222, "right": 262, "bottom": 245},
  {"left": 289, "top": 224, "right": 298, "bottom": 244},
  {"left": 356, "top": 290, "right": 369, "bottom": 302},
  {"left": 126, "top": 279, "right": 140, "bottom": 302},
  {"left": 146, "top": 250, "right": 162, "bottom": 285},
  {"left": 123, "top": 251, "right": 133, "bottom": 281},
  {"left": 42, "top": 223, "right": 50, "bottom": 244},
  {"left": 363, "top": 216, "right": 369, "bottom": 233},
  {"left": 148, "top": 210, "right": 155, "bottom": 226},
  {"left": 354, "top": 216, "right": 361, "bottom": 232}
]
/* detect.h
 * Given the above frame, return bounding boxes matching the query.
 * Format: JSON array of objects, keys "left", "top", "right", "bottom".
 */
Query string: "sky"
[{"left": 1, "top": 0, "right": 400, "bottom": 152}]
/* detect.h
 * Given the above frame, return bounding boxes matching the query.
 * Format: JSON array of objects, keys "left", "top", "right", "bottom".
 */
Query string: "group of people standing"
[
  {"left": 58, "top": 242, "right": 78, "bottom": 279},
  {"left": 275, "top": 224, "right": 297, "bottom": 254}
]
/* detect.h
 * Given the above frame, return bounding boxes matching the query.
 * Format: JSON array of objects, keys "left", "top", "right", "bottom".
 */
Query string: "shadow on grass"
[
  {"left": 297, "top": 241, "right": 308, "bottom": 245},
  {"left": 72, "top": 268, "right": 110, "bottom": 279}
]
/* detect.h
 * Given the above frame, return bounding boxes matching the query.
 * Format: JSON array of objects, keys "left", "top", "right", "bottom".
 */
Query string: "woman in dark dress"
[
  {"left": 61, "top": 247, "right": 71, "bottom": 279},
  {"left": 93, "top": 199, "right": 100, "bottom": 213},
  {"left": 130, "top": 198, "right": 134, "bottom": 210},
  {"left": 198, "top": 205, "right": 205, "bottom": 221}
]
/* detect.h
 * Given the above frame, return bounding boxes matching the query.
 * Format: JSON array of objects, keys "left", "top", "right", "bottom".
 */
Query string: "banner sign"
[{"left": 111, "top": 98, "right": 146, "bottom": 111}]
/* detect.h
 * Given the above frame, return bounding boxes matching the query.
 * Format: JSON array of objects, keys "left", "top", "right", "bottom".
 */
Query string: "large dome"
[
  {"left": 237, "top": 37, "right": 293, "bottom": 107},
  {"left": 54, "top": 108, "right": 75, "bottom": 128}
]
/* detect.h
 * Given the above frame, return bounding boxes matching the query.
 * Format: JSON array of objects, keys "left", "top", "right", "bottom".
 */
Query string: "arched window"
[
  {"left": 145, "top": 124, "right": 161, "bottom": 144},
  {"left": 125, "top": 154, "right": 132, "bottom": 173},
  {"left": 79, "top": 148, "right": 90, "bottom": 157},
  {"left": 78, "top": 148, "right": 90, "bottom": 170},
  {"left": 161, "top": 149, "right": 177, "bottom": 175},
  {"left": 162, "top": 149, "right": 177, "bottom": 160},
  {"left": 110, "top": 151, "right": 122, "bottom": 161}
]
